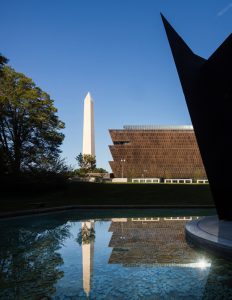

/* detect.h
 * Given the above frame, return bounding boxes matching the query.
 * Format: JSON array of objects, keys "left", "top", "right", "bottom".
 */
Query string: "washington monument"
[{"left": 82, "top": 92, "right": 95, "bottom": 156}]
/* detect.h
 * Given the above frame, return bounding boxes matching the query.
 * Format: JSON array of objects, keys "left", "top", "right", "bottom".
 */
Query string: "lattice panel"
[{"left": 109, "top": 129, "right": 207, "bottom": 179}]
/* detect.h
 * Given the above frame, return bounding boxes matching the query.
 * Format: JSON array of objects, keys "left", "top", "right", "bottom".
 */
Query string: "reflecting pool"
[{"left": 0, "top": 209, "right": 232, "bottom": 299}]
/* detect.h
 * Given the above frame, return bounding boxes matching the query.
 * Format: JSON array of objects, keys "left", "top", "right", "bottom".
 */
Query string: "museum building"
[{"left": 109, "top": 125, "right": 207, "bottom": 180}]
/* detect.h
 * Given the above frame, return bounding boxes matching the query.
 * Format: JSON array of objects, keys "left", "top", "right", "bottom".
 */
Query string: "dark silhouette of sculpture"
[{"left": 161, "top": 14, "right": 232, "bottom": 220}]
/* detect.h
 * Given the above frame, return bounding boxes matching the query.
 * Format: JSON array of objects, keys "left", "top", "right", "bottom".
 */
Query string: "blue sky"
[{"left": 1, "top": 1, "right": 231, "bottom": 171}]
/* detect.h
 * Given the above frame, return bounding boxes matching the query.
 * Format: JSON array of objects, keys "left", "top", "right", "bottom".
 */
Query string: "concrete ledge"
[
  {"left": 0, "top": 204, "right": 214, "bottom": 219},
  {"left": 186, "top": 216, "right": 232, "bottom": 260}
]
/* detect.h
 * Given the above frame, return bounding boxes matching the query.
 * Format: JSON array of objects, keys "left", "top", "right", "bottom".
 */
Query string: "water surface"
[{"left": 0, "top": 209, "right": 232, "bottom": 299}]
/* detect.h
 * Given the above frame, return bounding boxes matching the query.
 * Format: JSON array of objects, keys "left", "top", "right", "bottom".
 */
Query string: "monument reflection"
[
  {"left": 2, "top": 213, "right": 232, "bottom": 299},
  {"left": 81, "top": 221, "right": 95, "bottom": 297},
  {"left": 80, "top": 216, "right": 213, "bottom": 298}
]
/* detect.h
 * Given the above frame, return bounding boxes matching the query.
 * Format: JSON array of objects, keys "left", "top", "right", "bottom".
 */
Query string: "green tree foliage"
[
  {"left": 76, "top": 153, "right": 84, "bottom": 168},
  {"left": 0, "top": 66, "right": 65, "bottom": 174},
  {"left": 74, "top": 154, "right": 108, "bottom": 178},
  {"left": 0, "top": 54, "right": 8, "bottom": 76},
  {"left": 93, "top": 167, "right": 108, "bottom": 173},
  {"left": 76, "top": 153, "right": 96, "bottom": 172}
]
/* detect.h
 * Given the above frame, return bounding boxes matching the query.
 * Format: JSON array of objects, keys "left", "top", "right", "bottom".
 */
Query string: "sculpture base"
[{"left": 186, "top": 216, "right": 232, "bottom": 260}]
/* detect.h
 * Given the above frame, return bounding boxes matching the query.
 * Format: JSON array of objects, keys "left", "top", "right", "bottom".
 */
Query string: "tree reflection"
[
  {"left": 76, "top": 222, "right": 95, "bottom": 245},
  {"left": 0, "top": 222, "right": 71, "bottom": 299}
]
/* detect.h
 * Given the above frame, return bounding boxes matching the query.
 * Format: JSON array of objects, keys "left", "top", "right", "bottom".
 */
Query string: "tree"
[
  {"left": 0, "top": 54, "right": 8, "bottom": 76},
  {"left": 76, "top": 153, "right": 96, "bottom": 172},
  {"left": 0, "top": 58, "right": 9, "bottom": 173},
  {"left": 0, "top": 66, "right": 65, "bottom": 174},
  {"left": 93, "top": 167, "right": 108, "bottom": 173}
]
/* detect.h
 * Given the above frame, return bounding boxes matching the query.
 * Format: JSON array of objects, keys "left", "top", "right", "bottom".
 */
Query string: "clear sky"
[{"left": 1, "top": 0, "right": 231, "bottom": 171}]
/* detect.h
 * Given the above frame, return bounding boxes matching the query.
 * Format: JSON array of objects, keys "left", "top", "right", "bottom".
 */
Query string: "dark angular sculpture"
[{"left": 161, "top": 14, "right": 232, "bottom": 220}]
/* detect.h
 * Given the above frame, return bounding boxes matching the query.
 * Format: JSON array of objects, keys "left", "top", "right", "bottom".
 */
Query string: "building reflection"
[
  {"left": 79, "top": 217, "right": 212, "bottom": 297},
  {"left": 108, "top": 216, "right": 205, "bottom": 266},
  {"left": 81, "top": 220, "right": 95, "bottom": 297}
]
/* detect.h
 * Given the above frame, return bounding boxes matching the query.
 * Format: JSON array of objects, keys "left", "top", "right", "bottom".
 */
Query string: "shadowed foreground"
[{"left": 1, "top": 181, "right": 214, "bottom": 214}]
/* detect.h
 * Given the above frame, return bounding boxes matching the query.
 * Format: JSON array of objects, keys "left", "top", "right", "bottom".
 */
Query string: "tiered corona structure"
[{"left": 109, "top": 125, "right": 206, "bottom": 179}]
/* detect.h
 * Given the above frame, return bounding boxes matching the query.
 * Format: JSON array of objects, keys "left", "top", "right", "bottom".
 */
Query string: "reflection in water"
[
  {"left": 76, "top": 220, "right": 95, "bottom": 296},
  {"left": 109, "top": 216, "right": 207, "bottom": 266},
  {"left": 81, "top": 221, "right": 95, "bottom": 297},
  {"left": 0, "top": 221, "right": 70, "bottom": 299},
  {"left": 203, "top": 261, "right": 232, "bottom": 299},
  {"left": 0, "top": 213, "right": 232, "bottom": 299}
]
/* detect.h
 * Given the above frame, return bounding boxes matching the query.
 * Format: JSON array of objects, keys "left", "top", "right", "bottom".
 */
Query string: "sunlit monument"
[
  {"left": 83, "top": 92, "right": 95, "bottom": 156},
  {"left": 161, "top": 14, "right": 232, "bottom": 220},
  {"left": 82, "top": 221, "right": 95, "bottom": 297}
]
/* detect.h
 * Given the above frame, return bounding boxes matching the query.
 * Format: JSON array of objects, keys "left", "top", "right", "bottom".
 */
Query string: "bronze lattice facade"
[
  {"left": 109, "top": 125, "right": 207, "bottom": 179},
  {"left": 108, "top": 217, "right": 200, "bottom": 265}
]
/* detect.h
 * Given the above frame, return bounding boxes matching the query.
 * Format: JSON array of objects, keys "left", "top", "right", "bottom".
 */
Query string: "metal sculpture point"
[{"left": 161, "top": 14, "right": 232, "bottom": 220}]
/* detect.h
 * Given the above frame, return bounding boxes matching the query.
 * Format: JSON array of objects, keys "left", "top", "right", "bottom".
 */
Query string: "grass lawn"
[{"left": 0, "top": 181, "right": 214, "bottom": 214}]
